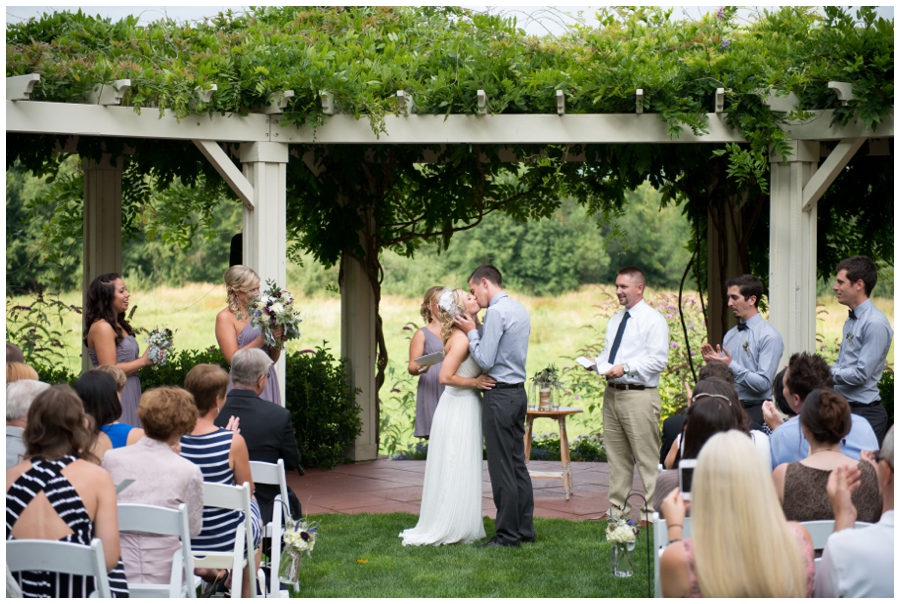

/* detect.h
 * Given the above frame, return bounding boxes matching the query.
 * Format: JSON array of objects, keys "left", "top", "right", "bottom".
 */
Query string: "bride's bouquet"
[
  {"left": 248, "top": 280, "right": 302, "bottom": 349},
  {"left": 144, "top": 328, "right": 175, "bottom": 368}
]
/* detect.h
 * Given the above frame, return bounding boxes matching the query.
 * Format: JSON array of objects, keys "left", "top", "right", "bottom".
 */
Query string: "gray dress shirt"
[
  {"left": 721, "top": 312, "right": 784, "bottom": 403},
  {"left": 831, "top": 298, "right": 893, "bottom": 404},
  {"left": 6, "top": 426, "right": 25, "bottom": 470},
  {"left": 467, "top": 292, "right": 530, "bottom": 383}
]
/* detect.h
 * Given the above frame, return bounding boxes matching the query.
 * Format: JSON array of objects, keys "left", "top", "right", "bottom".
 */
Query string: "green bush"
[
  {"left": 879, "top": 368, "right": 894, "bottom": 428},
  {"left": 32, "top": 362, "right": 79, "bottom": 387},
  {"left": 284, "top": 344, "right": 362, "bottom": 470}
]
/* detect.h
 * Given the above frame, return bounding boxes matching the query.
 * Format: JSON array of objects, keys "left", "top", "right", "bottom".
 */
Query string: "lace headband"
[{"left": 437, "top": 288, "right": 461, "bottom": 318}]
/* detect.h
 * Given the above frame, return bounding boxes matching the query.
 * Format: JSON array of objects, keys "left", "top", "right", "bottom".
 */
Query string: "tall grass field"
[{"left": 10, "top": 284, "right": 893, "bottom": 452}]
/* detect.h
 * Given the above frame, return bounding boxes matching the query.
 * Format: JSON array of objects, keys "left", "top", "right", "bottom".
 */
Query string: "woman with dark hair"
[
  {"left": 6, "top": 385, "right": 129, "bottom": 597},
  {"left": 84, "top": 272, "right": 155, "bottom": 427},
  {"left": 773, "top": 388, "right": 881, "bottom": 523},
  {"left": 75, "top": 370, "right": 144, "bottom": 451}
]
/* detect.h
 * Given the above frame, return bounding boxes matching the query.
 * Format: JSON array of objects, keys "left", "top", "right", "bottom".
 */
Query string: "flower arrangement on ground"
[
  {"left": 248, "top": 280, "right": 302, "bottom": 349},
  {"left": 144, "top": 328, "right": 174, "bottom": 368},
  {"left": 606, "top": 515, "right": 639, "bottom": 578},
  {"left": 279, "top": 516, "right": 318, "bottom": 584}
]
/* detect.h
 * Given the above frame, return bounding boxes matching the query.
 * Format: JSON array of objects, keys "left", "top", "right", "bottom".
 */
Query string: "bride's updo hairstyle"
[
  {"left": 436, "top": 288, "right": 468, "bottom": 343},
  {"left": 224, "top": 265, "right": 260, "bottom": 314},
  {"left": 800, "top": 388, "right": 852, "bottom": 445}
]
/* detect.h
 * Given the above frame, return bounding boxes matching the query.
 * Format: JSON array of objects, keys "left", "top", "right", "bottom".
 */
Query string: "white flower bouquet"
[
  {"left": 278, "top": 517, "right": 318, "bottom": 584},
  {"left": 248, "top": 280, "right": 302, "bottom": 349},
  {"left": 144, "top": 328, "right": 175, "bottom": 368},
  {"left": 605, "top": 516, "right": 639, "bottom": 550}
]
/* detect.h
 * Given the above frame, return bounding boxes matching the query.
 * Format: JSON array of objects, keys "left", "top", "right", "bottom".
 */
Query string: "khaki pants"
[{"left": 602, "top": 386, "right": 661, "bottom": 517}]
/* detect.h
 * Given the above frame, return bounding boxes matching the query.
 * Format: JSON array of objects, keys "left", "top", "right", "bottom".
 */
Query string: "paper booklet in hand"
[
  {"left": 575, "top": 356, "right": 612, "bottom": 375},
  {"left": 415, "top": 352, "right": 444, "bottom": 367}
]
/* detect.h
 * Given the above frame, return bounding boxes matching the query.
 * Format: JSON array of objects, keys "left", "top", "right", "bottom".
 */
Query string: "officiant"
[{"left": 408, "top": 286, "right": 447, "bottom": 440}]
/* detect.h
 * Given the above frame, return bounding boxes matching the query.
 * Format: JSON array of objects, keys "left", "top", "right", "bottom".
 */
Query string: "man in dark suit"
[{"left": 214, "top": 348, "right": 302, "bottom": 524}]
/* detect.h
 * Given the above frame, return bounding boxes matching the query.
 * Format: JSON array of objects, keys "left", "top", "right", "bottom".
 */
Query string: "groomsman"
[
  {"left": 701, "top": 274, "right": 784, "bottom": 428},
  {"left": 831, "top": 255, "right": 893, "bottom": 446},
  {"left": 591, "top": 266, "right": 669, "bottom": 524}
]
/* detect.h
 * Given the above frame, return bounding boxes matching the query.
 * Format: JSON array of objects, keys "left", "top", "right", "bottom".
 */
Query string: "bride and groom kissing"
[{"left": 400, "top": 265, "right": 535, "bottom": 548}]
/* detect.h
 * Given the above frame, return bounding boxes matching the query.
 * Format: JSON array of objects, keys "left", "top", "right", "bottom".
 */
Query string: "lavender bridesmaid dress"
[
  {"left": 414, "top": 328, "right": 445, "bottom": 438},
  {"left": 226, "top": 323, "right": 282, "bottom": 406},
  {"left": 88, "top": 335, "right": 142, "bottom": 427}
]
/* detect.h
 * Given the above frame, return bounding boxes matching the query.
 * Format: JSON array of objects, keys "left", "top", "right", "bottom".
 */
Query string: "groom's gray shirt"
[{"left": 467, "top": 292, "right": 530, "bottom": 383}]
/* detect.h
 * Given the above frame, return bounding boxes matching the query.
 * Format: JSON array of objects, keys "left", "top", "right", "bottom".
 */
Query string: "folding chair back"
[
  {"left": 653, "top": 513, "right": 692, "bottom": 598},
  {"left": 192, "top": 481, "right": 257, "bottom": 598},
  {"left": 249, "top": 459, "right": 291, "bottom": 513},
  {"left": 800, "top": 519, "right": 872, "bottom": 572},
  {"left": 117, "top": 503, "right": 196, "bottom": 598},
  {"left": 249, "top": 460, "right": 295, "bottom": 597},
  {"left": 6, "top": 538, "right": 112, "bottom": 598}
]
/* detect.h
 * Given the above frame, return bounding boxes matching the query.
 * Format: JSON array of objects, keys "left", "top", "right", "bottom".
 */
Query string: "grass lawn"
[{"left": 290, "top": 513, "right": 653, "bottom": 598}]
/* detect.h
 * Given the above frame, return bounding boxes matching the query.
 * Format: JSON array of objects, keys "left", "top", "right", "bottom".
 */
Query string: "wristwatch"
[{"left": 622, "top": 362, "right": 630, "bottom": 374}]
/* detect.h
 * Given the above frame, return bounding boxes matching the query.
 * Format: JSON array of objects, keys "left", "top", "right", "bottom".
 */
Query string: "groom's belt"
[
  {"left": 494, "top": 382, "right": 524, "bottom": 389},
  {"left": 607, "top": 383, "right": 648, "bottom": 391}
]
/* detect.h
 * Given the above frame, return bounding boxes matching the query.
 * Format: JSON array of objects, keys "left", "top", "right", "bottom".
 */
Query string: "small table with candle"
[{"left": 524, "top": 406, "right": 583, "bottom": 500}]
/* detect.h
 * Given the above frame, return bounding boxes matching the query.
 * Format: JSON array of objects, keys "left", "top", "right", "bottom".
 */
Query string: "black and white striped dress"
[
  {"left": 6, "top": 455, "right": 130, "bottom": 598},
  {"left": 180, "top": 429, "right": 262, "bottom": 552}
]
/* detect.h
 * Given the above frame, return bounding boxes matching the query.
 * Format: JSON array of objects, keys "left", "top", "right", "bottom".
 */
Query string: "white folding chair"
[
  {"left": 192, "top": 481, "right": 257, "bottom": 598},
  {"left": 117, "top": 503, "right": 197, "bottom": 598},
  {"left": 249, "top": 459, "right": 296, "bottom": 597},
  {"left": 800, "top": 519, "right": 871, "bottom": 572},
  {"left": 652, "top": 513, "right": 692, "bottom": 598},
  {"left": 6, "top": 538, "right": 112, "bottom": 598}
]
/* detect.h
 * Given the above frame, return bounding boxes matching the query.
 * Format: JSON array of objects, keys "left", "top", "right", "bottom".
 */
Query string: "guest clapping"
[
  {"left": 6, "top": 379, "right": 50, "bottom": 469},
  {"left": 215, "top": 265, "right": 282, "bottom": 405},
  {"left": 102, "top": 387, "right": 203, "bottom": 586},
  {"left": 408, "top": 286, "right": 446, "bottom": 440},
  {"left": 773, "top": 388, "right": 881, "bottom": 523},
  {"left": 84, "top": 273, "right": 154, "bottom": 426},
  {"left": 660, "top": 431, "right": 814, "bottom": 597},
  {"left": 6, "top": 385, "right": 129, "bottom": 597}
]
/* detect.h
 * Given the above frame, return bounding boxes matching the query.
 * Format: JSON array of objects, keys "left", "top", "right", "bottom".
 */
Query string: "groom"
[{"left": 454, "top": 265, "right": 535, "bottom": 547}]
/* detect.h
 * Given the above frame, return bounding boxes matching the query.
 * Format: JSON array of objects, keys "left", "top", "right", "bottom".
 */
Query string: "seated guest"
[
  {"left": 94, "top": 363, "right": 127, "bottom": 398},
  {"left": 6, "top": 342, "right": 25, "bottom": 364},
  {"left": 762, "top": 367, "right": 791, "bottom": 431},
  {"left": 6, "top": 385, "right": 129, "bottom": 597},
  {"left": 655, "top": 380, "right": 744, "bottom": 515},
  {"left": 815, "top": 427, "right": 894, "bottom": 597},
  {"left": 773, "top": 388, "right": 881, "bottom": 523},
  {"left": 214, "top": 348, "right": 303, "bottom": 524},
  {"left": 76, "top": 370, "right": 145, "bottom": 451},
  {"left": 770, "top": 352, "right": 877, "bottom": 466},
  {"left": 660, "top": 430, "right": 814, "bottom": 597},
  {"left": 660, "top": 362, "right": 736, "bottom": 467},
  {"left": 102, "top": 387, "right": 203, "bottom": 586},
  {"left": 6, "top": 362, "right": 38, "bottom": 385},
  {"left": 182, "top": 363, "right": 262, "bottom": 598},
  {"left": 6, "top": 379, "right": 50, "bottom": 470}
]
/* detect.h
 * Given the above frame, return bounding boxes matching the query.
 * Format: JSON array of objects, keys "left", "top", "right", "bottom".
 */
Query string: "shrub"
[
  {"left": 284, "top": 345, "right": 362, "bottom": 470},
  {"left": 879, "top": 367, "right": 894, "bottom": 428}
]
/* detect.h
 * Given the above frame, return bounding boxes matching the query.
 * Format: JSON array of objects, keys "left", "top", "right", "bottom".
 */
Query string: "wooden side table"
[{"left": 524, "top": 407, "right": 583, "bottom": 500}]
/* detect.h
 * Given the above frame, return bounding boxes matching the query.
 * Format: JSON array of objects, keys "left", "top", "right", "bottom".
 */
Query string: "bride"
[{"left": 400, "top": 288, "right": 495, "bottom": 546}]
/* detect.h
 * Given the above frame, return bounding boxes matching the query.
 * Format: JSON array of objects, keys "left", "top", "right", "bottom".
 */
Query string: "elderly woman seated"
[
  {"left": 6, "top": 385, "right": 129, "bottom": 597},
  {"left": 6, "top": 379, "right": 50, "bottom": 470},
  {"left": 101, "top": 387, "right": 203, "bottom": 586}
]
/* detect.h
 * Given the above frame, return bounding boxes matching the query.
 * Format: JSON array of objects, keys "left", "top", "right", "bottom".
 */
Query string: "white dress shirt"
[
  {"left": 594, "top": 299, "right": 669, "bottom": 387},
  {"left": 814, "top": 510, "right": 894, "bottom": 597}
]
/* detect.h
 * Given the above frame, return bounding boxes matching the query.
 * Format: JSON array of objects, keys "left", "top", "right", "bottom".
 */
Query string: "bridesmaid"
[
  {"left": 215, "top": 265, "right": 284, "bottom": 406},
  {"left": 408, "top": 286, "right": 446, "bottom": 440},
  {"left": 84, "top": 273, "right": 152, "bottom": 427}
]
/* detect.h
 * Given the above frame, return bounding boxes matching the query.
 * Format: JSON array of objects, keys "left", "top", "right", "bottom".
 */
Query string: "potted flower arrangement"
[
  {"left": 531, "top": 365, "right": 563, "bottom": 411},
  {"left": 606, "top": 516, "right": 639, "bottom": 578}
]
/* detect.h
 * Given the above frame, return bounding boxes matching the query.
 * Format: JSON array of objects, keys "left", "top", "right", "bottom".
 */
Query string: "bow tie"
[
  {"left": 848, "top": 309, "right": 857, "bottom": 320},
  {"left": 737, "top": 322, "right": 749, "bottom": 332}
]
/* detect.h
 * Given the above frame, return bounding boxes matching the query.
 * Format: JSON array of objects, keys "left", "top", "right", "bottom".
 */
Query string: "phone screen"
[{"left": 678, "top": 463, "right": 695, "bottom": 501}]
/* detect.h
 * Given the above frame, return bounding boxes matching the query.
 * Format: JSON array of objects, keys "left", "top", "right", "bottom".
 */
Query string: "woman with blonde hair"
[
  {"left": 407, "top": 286, "right": 446, "bottom": 439},
  {"left": 400, "top": 288, "right": 495, "bottom": 546},
  {"left": 660, "top": 430, "right": 814, "bottom": 597},
  {"left": 215, "top": 265, "right": 284, "bottom": 405},
  {"left": 6, "top": 362, "right": 38, "bottom": 385}
]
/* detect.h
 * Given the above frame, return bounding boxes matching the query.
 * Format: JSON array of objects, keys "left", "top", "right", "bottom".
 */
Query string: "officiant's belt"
[
  {"left": 608, "top": 383, "right": 648, "bottom": 391},
  {"left": 495, "top": 382, "right": 524, "bottom": 389}
]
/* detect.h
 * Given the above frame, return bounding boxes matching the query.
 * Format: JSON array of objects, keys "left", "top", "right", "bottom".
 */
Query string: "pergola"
[{"left": 6, "top": 75, "right": 894, "bottom": 460}]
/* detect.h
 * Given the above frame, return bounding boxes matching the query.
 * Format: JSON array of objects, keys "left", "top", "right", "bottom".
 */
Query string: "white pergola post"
[
  {"left": 239, "top": 142, "right": 289, "bottom": 402},
  {"left": 768, "top": 141, "right": 820, "bottom": 366},
  {"left": 340, "top": 203, "right": 379, "bottom": 461},
  {"left": 82, "top": 154, "right": 123, "bottom": 372}
]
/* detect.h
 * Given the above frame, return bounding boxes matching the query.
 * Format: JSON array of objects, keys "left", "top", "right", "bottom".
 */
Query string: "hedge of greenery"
[{"left": 33, "top": 344, "right": 361, "bottom": 469}]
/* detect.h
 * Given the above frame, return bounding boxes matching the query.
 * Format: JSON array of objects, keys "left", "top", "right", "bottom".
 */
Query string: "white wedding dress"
[{"left": 400, "top": 355, "right": 486, "bottom": 546}]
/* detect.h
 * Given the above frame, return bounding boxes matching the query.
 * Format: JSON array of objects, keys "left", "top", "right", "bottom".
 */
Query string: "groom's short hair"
[{"left": 469, "top": 265, "right": 502, "bottom": 287}]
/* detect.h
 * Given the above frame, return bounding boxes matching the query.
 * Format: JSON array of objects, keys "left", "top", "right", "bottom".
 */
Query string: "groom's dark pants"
[{"left": 482, "top": 385, "right": 534, "bottom": 546}]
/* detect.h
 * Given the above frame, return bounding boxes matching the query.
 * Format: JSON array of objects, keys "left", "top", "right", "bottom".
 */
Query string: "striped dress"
[
  {"left": 179, "top": 429, "right": 262, "bottom": 552},
  {"left": 6, "top": 455, "right": 130, "bottom": 598}
]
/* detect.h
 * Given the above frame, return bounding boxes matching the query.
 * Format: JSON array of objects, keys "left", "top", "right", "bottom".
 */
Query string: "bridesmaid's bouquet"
[
  {"left": 144, "top": 328, "right": 175, "bottom": 368},
  {"left": 249, "top": 280, "right": 302, "bottom": 349}
]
